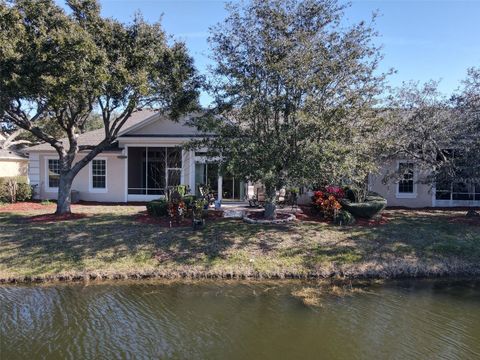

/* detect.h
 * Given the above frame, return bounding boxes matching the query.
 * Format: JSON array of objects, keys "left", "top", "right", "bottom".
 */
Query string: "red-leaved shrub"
[{"left": 311, "top": 186, "right": 345, "bottom": 219}]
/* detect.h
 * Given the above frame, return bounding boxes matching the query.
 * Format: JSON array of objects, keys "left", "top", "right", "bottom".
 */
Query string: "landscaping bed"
[
  {"left": 0, "top": 201, "right": 55, "bottom": 212},
  {"left": 136, "top": 209, "right": 224, "bottom": 227},
  {"left": 0, "top": 205, "right": 479, "bottom": 283}
]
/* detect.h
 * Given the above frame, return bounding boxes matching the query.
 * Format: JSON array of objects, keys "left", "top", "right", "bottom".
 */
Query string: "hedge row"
[{"left": 340, "top": 192, "right": 387, "bottom": 219}]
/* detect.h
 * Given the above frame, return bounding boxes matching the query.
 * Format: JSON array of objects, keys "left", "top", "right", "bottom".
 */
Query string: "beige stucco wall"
[
  {"left": 35, "top": 152, "right": 127, "bottom": 202},
  {"left": 0, "top": 159, "right": 28, "bottom": 177},
  {"left": 32, "top": 148, "right": 194, "bottom": 202},
  {"left": 369, "top": 160, "right": 433, "bottom": 208},
  {"left": 28, "top": 115, "right": 203, "bottom": 202}
]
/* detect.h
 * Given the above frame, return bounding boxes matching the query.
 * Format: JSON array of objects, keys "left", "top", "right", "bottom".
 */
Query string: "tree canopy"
[
  {"left": 383, "top": 69, "right": 480, "bottom": 189},
  {"left": 191, "top": 0, "right": 389, "bottom": 216},
  {"left": 0, "top": 0, "right": 200, "bottom": 213}
]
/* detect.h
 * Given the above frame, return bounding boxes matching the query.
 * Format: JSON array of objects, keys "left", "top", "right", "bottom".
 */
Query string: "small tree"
[
  {"left": 384, "top": 70, "right": 480, "bottom": 215},
  {"left": 0, "top": 0, "right": 200, "bottom": 214},
  {"left": 382, "top": 80, "right": 456, "bottom": 179},
  {"left": 191, "top": 0, "right": 388, "bottom": 218}
]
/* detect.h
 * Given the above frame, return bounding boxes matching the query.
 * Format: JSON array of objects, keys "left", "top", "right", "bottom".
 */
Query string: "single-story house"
[
  {"left": 26, "top": 110, "right": 248, "bottom": 203},
  {"left": 0, "top": 148, "right": 28, "bottom": 178},
  {"left": 25, "top": 110, "right": 480, "bottom": 207}
]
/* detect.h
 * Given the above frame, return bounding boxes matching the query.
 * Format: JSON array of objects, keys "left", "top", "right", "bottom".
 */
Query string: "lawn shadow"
[
  {"left": 0, "top": 209, "right": 478, "bottom": 279},
  {"left": 0, "top": 212, "right": 161, "bottom": 276},
  {"left": 154, "top": 219, "right": 295, "bottom": 265}
]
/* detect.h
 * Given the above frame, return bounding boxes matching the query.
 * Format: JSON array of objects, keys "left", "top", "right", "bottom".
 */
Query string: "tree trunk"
[
  {"left": 264, "top": 201, "right": 276, "bottom": 220},
  {"left": 264, "top": 185, "right": 277, "bottom": 220},
  {"left": 56, "top": 174, "right": 74, "bottom": 215}
]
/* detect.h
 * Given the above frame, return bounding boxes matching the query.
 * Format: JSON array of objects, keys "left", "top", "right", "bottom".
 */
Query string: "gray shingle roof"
[
  {"left": 25, "top": 110, "right": 156, "bottom": 152},
  {"left": 0, "top": 149, "right": 28, "bottom": 160}
]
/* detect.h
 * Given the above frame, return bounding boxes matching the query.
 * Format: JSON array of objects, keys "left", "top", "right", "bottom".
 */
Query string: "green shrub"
[
  {"left": 340, "top": 192, "right": 387, "bottom": 219},
  {"left": 176, "top": 185, "right": 187, "bottom": 197},
  {"left": 146, "top": 199, "right": 168, "bottom": 217},
  {"left": 15, "top": 183, "right": 32, "bottom": 202},
  {"left": 0, "top": 176, "right": 32, "bottom": 203},
  {"left": 182, "top": 195, "right": 196, "bottom": 208},
  {"left": 192, "top": 199, "right": 207, "bottom": 220},
  {"left": 334, "top": 209, "right": 356, "bottom": 225}
]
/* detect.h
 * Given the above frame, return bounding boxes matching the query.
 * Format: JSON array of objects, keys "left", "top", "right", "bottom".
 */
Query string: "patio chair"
[
  {"left": 198, "top": 184, "right": 215, "bottom": 206},
  {"left": 286, "top": 190, "right": 298, "bottom": 210}
]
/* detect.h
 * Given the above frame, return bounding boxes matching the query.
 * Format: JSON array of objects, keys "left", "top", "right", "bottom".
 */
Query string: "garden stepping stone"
[{"left": 223, "top": 209, "right": 244, "bottom": 219}]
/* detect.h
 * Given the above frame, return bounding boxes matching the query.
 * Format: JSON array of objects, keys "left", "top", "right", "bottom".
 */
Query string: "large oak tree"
[
  {"left": 0, "top": 0, "right": 200, "bottom": 214},
  {"left": 191, "top": 0, "right": 389, "bottom": 218}
]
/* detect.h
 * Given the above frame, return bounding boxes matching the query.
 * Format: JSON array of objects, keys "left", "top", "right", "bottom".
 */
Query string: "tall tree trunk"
[{"left": 56, "top": 173, "right": 74, "bottom": 215}]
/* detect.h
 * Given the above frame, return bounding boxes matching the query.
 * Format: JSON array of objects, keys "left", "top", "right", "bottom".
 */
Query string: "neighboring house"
[
  {"left": 0, "top": 148, "right": 28, "bottom": 177},
  {"left": 25, "top": 110, "right": 480, "bottom": 207},
  {"left": 0, "top": 130, "right": 30, "bottom": 178},
  {"left": 369, "top": 160, "right": 480, "bottom": 208}
]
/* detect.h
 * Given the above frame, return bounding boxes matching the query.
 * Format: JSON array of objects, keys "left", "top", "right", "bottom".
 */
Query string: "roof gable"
[
  {"left": 0, "top": 149, "right": 28, "bottom": 160},
  {"left": 25, "top": 109, "right": 157, "bottom": 152},
  {"left": 119, "top": 113, "right": 202, "bottom": 137}
]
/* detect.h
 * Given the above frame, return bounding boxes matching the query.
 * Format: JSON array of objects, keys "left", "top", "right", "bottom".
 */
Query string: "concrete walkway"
[{"left": 212, "top": 201, "right": 300, "bottom": 219}]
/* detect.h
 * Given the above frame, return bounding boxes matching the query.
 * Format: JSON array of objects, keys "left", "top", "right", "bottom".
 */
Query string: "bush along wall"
[
  {"left": 340, "top": 192, "right": 387, "bottom": 219},
  {"left": 0, "top": 176, "right": 32, "bottom": 203},
  {"left": 146, "top": 192, "right": 198, "bottom": 218},
  {"left": 146, "top": 199, "right": 169, "bottom": 217}
]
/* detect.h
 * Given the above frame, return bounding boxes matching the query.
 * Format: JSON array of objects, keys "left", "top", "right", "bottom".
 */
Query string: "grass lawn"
[{"left": 0, "top": 204, "right": 479, "bottom": 282}]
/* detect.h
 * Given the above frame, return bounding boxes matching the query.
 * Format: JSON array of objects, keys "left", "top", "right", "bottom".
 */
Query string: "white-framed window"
[
  {"left": 396, "top": 161, "right": 417, "bottom": 198},
  {"left": 89, "top": 158, "right": 107, "bottom": 192},
  {"left": 45, "top": 157, "right": 60, "bottom": 191}
]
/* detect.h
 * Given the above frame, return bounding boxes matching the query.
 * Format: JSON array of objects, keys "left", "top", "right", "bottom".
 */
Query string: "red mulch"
[
  {"left": 27, "top": 213, "right": 89, "bottom": 223},
  {"left": 295, "top": 206, "right": 330, "bottom": 223},
  {"left": 136, "top": 210, "right": 225, "bottom": 228},
  {"left": 0, "top": 200, "right": 149, "bottom": 213},
  {"left": 295, "top": 205, "right": 391, "bottom": 227},
  {"left": 136, "top": 212, "right": 193, "bottom": 227},
  {"left": 0, "top": 201, "right": 55, "bottom": 212},
  {"left": 355, "top": 214, "right": 390, "bottom": 227}
]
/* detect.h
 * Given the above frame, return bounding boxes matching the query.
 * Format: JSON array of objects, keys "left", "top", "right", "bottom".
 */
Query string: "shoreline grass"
[{"left": 1, "top": 205, "right": 479, "bottom": 284}]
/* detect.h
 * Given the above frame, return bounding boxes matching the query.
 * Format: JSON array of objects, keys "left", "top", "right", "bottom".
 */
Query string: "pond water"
[{"left": 1, "top": 280, "right": 479, "bottom": 359}]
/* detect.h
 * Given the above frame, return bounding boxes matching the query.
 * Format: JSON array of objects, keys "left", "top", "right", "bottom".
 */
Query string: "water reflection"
[{"left": 1, "top": 280, "right": 479, "bottom": 360}]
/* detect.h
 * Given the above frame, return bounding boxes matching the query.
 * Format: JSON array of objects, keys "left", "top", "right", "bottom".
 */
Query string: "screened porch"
[{"left": 128, "top": 147, "right": 182, "bottom": 196}]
